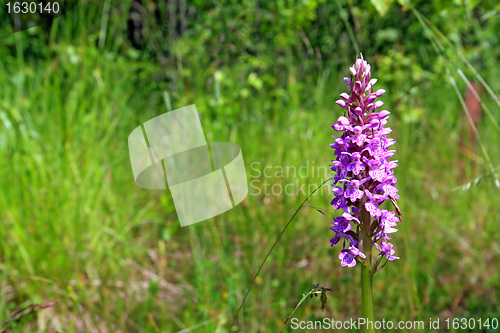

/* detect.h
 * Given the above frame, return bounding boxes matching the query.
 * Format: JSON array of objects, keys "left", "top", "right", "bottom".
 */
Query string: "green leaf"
[{"left": 370, "top": 0, "right": 396, "bottom": 16}]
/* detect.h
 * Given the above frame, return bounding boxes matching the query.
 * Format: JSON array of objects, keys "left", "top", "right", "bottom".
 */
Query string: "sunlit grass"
[{"left": 0, "top": 2, "right": 499, "bottom": 332}]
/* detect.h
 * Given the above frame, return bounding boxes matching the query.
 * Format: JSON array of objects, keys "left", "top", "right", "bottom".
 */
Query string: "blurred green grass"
[{"left": 0, "top": 1, "right": 499, "bottom": 332}]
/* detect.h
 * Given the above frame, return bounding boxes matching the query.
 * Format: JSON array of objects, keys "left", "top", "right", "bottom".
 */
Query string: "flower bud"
[
  {"left": 335, "top": 99, "right": 346, "bottom": 107},
  {"left": 374, "top": 101, "right": 384, "bottom": 109},
  {"left": 332, "top": 116, "right": 349, "bottom": 131},
  {"left": 354, "top": 81, "right": 362, "bottom": 93},
  {"left": 340, "top": 93, "right": 350, "bottom": 101},
  {"left": 369, "top": 119, "right": 380, "bottom": 128},
  {"left": 374, "top": 89, "right": 386, "bottom": 97},
  {"left": 378, "top": 110, "right": 390, "bottom": 119},
  {"left": 366, "top": 95, "right": 376, "bottom": 104}
]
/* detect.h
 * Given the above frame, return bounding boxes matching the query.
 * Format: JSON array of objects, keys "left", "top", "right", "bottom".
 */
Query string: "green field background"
[{"left": 0, "top": 0, "right": 499, "bottom": 332}]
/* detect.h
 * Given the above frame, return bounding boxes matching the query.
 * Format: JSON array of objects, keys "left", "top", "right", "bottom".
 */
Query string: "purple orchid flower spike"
[{"left": 329, "top": 54, "right": 402, "bottom": 273}]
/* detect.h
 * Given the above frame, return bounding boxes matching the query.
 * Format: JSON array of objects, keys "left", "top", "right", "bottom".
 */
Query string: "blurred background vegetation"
[{"left": 0, "top": 0, "right": 499, "bottom": 332}]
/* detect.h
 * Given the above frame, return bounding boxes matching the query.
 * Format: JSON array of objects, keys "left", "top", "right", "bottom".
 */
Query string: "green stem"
[
  {"left": 361, "top": 263, "right": 375, "bottom": 333},
  {"left": 360, "top": 204, "right": 375, "bottom": 333}
]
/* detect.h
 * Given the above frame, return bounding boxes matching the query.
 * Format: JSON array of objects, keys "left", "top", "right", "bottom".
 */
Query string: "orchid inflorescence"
[{"left": 330, "top": 54, "right": 401, "bottom": 272}]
